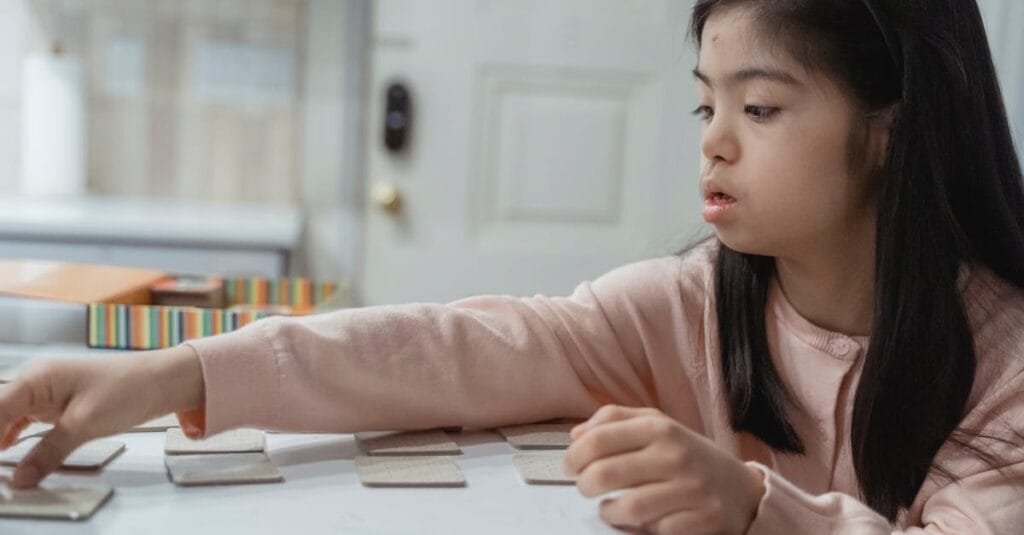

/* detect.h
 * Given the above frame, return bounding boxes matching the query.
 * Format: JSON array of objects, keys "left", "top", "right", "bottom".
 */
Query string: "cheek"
[
  {"left": 752, "top": 126, "right": 854, "bottom": 216},
  {"left": 730, "top": 134, "right": 863, "bottom": 253}
]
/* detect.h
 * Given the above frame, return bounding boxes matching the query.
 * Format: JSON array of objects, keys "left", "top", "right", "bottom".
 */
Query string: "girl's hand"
[
  {"left": 563, "top": 405, "right": 765, "bottom": 535},
  {"left": 0, "top": 345, "right": 204, "bottom": 488}
]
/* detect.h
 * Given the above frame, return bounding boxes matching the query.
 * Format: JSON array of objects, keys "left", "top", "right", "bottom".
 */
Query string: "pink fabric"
[{"left": 182, "top": 243, "right": 1024, "bottom": 532}]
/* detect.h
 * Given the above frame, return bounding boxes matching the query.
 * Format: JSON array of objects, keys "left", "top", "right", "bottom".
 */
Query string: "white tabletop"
[
  {"left": 0, "top": 345, "right": 620, "bottom": 534},
  {"left": 0, "top": 430, "right": 621, "bottom": 534}
]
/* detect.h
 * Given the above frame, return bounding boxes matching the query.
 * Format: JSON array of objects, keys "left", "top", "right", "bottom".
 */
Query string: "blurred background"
[{"left": 0, "top": 0, "right": 1020, "bottom": 306}]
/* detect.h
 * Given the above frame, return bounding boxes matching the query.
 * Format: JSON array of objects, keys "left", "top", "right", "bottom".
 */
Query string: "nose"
[{"left": 700, "top": 114, "right": 739, "bottom": 164}]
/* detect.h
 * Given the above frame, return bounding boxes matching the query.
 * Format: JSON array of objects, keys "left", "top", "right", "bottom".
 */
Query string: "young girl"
[{"left": 1, "top": 0, "right": 1022, "bottom": 532}]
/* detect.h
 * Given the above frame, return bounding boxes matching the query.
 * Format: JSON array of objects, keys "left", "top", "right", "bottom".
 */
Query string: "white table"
[{"left": 0, "top": 344, "right": 620, "bottom": 534}]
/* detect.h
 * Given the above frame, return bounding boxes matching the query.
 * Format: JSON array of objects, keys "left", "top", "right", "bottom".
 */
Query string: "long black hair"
[{"left": 689, "top": 0, "right": 1024, "bottom": 521}]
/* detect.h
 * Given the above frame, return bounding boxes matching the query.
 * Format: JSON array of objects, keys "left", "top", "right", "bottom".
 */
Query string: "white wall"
[
  {"left": 978, "top": 0, "right": 1024, "bottom": 161},
  {"left": 0, "top": 1, "right": 29, "bottom": 195}
]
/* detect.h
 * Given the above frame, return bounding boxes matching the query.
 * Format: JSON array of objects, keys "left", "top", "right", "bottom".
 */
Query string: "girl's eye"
[
  {"left": 745, "top": 105, "right": 779, "bottom": 121},
  {"left": 691, "top": 105, "right": 714, "bottom": 122},
  {"left": 690, "top": 105, "right": 778, "bottom": 123}
]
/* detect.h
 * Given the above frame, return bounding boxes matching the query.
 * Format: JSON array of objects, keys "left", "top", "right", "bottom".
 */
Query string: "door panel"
[{"left": 364, "top": 0, "right": 703, "bottom": 304}]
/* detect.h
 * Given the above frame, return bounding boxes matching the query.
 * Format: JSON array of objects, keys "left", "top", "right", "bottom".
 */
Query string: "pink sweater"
[{"left": 182, "top": 243, "right": 1024, "bottom": 533}]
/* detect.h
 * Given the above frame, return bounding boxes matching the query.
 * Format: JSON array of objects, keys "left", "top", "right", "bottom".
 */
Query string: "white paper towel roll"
[{"left": 19, "top": 52, "right": 87, "bottom": 197}]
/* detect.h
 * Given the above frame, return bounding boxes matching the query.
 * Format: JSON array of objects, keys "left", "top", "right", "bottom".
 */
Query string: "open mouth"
[
  {"left": 706, "top": 192, "right": 736, "bottom": 205},
  {"left": 702, "top": 190, "right": 737, "bottom": 223}
]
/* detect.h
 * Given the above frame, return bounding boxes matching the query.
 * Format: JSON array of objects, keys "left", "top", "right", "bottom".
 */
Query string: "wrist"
[
  {"left": 148, "top": 344, "right": 205, "bottom": 416},
  {"left": 742, "top": 463, "right": 767, "bottom": 531}
]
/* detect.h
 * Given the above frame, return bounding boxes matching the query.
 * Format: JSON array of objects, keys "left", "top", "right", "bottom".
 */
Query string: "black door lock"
[{"left": 383, "top": 82, "right": 412, "bottom": 153}]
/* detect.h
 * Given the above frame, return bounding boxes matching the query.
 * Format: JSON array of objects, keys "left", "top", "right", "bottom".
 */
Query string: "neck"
[{"left": 774, "top": 234, "right": 876, "bottom": 337}]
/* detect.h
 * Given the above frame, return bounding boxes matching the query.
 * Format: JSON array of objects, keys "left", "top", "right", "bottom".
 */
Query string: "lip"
[
  {"left": 701, "top": 180, "right": 738, "bottom": 223},
  {"left": 701, "top": 180, "right": 737, "bottom": 200}
]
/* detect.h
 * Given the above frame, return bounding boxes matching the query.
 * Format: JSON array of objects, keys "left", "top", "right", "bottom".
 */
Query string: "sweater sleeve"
[
  {"left": 744, "top": 460, "right": 1024, "bottom": 534},
  {"left": 176, "top": 254, "right": 705, "bottom": 437},
  {"left": 744, "top": 369, "right": 1024, "bottom": 534}
]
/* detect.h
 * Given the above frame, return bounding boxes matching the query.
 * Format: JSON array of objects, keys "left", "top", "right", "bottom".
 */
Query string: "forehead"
[
  {"left": 696, "top": 6, "right": 855, "bottom": 100},
  {"left": 696, "top": 6, "right": 803, "bottom": 78}
]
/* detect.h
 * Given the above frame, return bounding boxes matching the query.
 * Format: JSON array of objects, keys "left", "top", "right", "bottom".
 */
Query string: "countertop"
[{"left": 0, "top": 196, "right": 301, "bottom": 250}]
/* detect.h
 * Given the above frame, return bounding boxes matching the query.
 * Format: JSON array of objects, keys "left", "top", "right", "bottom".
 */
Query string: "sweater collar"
[{"left": 767, "top": 278, "right": 870, "bottom": 361}]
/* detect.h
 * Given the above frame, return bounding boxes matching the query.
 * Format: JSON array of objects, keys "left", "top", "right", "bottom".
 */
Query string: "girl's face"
[{"left": 695, "top": 7, "right": 885, "bottom": 257}]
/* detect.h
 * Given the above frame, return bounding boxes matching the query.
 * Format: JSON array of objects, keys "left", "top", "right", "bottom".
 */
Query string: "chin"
[{"left": 713, "top": 227, "right": 777, "bottom": 257}]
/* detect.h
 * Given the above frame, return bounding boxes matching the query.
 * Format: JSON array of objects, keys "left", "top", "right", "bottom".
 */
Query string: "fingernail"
[
  {"left": 182, "top": 423, "right": 202, "bottom": 439},
  {"left": 13, "top": 464, "right": 39, "bottom": 488}
]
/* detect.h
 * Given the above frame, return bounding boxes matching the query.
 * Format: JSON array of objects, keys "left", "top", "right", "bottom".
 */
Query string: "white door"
[{"left": 362, "top": 0, "right": 703, "bottom": 305}]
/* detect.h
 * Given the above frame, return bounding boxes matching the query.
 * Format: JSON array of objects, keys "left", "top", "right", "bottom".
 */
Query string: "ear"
[
  {"left": 869, "top": 103, "right": 899, "bottom": 130},
  {"left": 868, "top": 104, "right": 899, "bottom": 168}
]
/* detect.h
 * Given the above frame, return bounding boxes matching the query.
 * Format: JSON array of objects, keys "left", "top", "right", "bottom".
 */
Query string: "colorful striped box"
[
  {"left": 224, "top": 277, "right": 338, "bottom": 312},
  {"left": 87, "top": 278, "right": 340, "bottom": 350}
]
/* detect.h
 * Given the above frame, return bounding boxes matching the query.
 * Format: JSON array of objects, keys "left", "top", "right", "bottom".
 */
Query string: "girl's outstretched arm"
[
  {"left": 0, "top": 247, "right": 712, "bottom": 487},
  {"left": 179, "top": 253, "right": 702, "bottom": 438}
]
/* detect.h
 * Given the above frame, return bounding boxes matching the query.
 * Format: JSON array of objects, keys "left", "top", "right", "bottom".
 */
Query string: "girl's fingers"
[
  {"left": 0, "top": 383, "right": 33, "bottom": 442},
  {"left": 12, "top": 424, "right": 83, "bottom": 489},
  {"left": 644, "top": 509, "right": 719, "bottom": 535},
  {"left": 0, "top": 363, "right": 74, "bottom": 429},
  {"left": 571, "top": 404, "right": 659, "bottom": 439},
  {"left": 599, "top": 480, "right": 691, "bottom": 529},
  {"left": 0, "top": 416, "right": 30, "bottom": 450},
  {"left": 575, "top": 448, "right": 675, "bottom": 498},
  {"left": 564, "top": 415, "right": 675, "bottom": 477}
]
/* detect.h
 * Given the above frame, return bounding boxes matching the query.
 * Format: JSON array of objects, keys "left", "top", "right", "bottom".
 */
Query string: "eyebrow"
[{"left": 692, "top": 67, "right": 802, "bottom": 89}]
